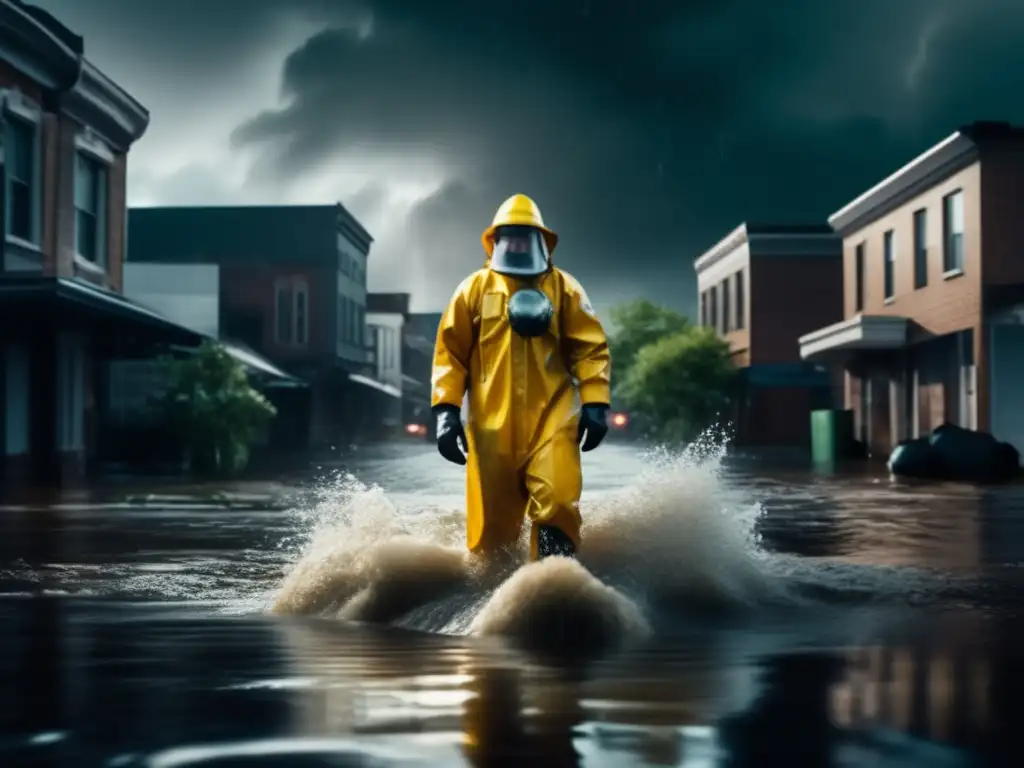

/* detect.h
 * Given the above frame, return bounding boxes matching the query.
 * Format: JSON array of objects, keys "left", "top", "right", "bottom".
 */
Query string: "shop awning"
[
  {"left": 799, "top": 315, "right": 908, "bottom": 360},
  {"left": 0, "top": 275, "right": 204, "bottom": 346},
  {"left": 741, "top": 362, "right": 832, "bottom": 388},
  {"left": 220, "top": 341, "right": 306, "bottom": 388},
  {"left": 349, "top": 372, "right": 401, "bottom": 398}
]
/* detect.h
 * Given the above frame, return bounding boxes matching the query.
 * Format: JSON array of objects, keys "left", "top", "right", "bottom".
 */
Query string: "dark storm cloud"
[
  {"left": 33, "top": 0, "right": 364, "bottom": 76},
  {"left": 32, "top": 0, "right": 1024, "bottom": 315},
  {"left": 225, "top": 0, "right": 1024, "bottom": 315}
]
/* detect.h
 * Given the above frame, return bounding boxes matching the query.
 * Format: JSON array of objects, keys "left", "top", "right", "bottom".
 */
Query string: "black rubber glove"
[
  {"left": 434, "top": 404, "right": 468, "bottom": 466},
  {"left": 577, "top": 403, "right": 609, "bottom": 452}
]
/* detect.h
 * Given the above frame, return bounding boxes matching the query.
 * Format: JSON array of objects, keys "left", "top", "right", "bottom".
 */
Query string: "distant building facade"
[
  {"left": 799, "top": 121, "right": 1024, "bottom": 458},
  {"left": 401, "top": 312, "right": 442, "bottom": 429},
  {"left": 366, "top": 293, "right": 409, "bottom": 433},
  {"left": 126, "top": 204, "right": 392, "bottom": 450},
  {"left": 0, "top": 0, "right": 207, "bottom": 487},
  {"left": 695, "top": 223, "right": 843, "bottom": 448}
]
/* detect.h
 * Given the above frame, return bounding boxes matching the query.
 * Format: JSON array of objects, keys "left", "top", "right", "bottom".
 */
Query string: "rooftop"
[
  {"left": 693, "top": 221, "right": 840, "bottom": 274},
  {"left": 1, "top": 0, "right": 150, "bottom": 147},
  {"left": 367, "top": 293, "right": 411, "bottom": 315},
  {"left": 829, "top": 120, "right": 1024, "bottom": 235},
  {"left": 128, "top": 204, "right": 374, "bottom": 266}
]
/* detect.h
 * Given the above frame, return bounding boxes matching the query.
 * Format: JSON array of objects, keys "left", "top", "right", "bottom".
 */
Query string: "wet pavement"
[{"left": 1, "top": 440, "right": 1024, "bottom": 766}]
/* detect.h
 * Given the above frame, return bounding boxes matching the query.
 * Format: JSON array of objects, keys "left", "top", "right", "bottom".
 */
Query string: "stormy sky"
[{"left": 34, "top": 0, "right": 1024, "bottom": 315}]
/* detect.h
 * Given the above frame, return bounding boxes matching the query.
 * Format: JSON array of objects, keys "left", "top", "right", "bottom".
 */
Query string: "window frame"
[
  {"left": 2, "top": 89, "right": 43, "bottom": 260},
  {"left": 709, "top": 284, "right": 718, "bottom": 333},
  {"left": 73, "top": 131, "right": 113, "bottom": 271},
  {"left": 942, "top": 189, "right": 964, "bottom": 275},
  {"left": 912, "top": 208, "right": 927, "bottom": 290},
  {"left": 735, "top": 269, "right": 745, "bottom": 330},
  {"left": 273, "top": 277, "right": 309, "bottom": 348},
  {"left": 854, "top": 242, "right": 865, "bottom": 312},
  {"left": 293, "top": 281, "right": 309, "bottom": 347},
  {"left": 720, "top": 277, "right": 731, "bottom": 333},
  {"left": 883, "top": 230, "right": 895, "bottom": 302}
]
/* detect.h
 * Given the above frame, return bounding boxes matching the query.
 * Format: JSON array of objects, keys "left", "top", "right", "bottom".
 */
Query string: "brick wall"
[
  {"left": 1, "top": 62, "right": 130, "bottom": 292},
  {"left": 220, "top": 264, "right": 335, "bottom": 362},
  {"left": 841, "top": 163, "right": 982, "bottom": 338},
  {"left": 750, "top": 254, "right": 843, "bottom": 365},
  {"left": 105, "top": 153, "right": 127, "bottom": 291}
]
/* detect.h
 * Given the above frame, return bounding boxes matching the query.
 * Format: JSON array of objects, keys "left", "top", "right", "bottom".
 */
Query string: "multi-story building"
[
  {"left": 401, "top": 312, "right": 442, "bottom": 431},
  {"left": 126, "top": 203, "right": 387, "bottom": 449},
  {"left": 366, "top": 292, "right": 409, "bottom": 434},
  {"left": 799, "top": 121, "right": 1024, "bottom": 458},
  {"left": 695, "top": 223, "right": 843, "bottom": 448},
  {"left": 0, "top": 0, "right": 205, "bottom": 486}
]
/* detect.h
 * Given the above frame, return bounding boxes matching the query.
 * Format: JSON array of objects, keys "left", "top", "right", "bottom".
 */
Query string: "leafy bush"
[
  {"left": 149, "top": 341, "right": 277, "bottom": 476},
  {"left": 611, "top": 304, "right": 736, "bottom": 443}
]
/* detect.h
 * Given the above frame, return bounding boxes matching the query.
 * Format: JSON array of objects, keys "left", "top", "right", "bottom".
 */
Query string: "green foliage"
[
  {"left": 612, "top": 311, "right": 736, "bottom": 443},
  {"left": 608, "top": 298, "right": 691, "bottom": 382},
  {"left": 149, "top": 341, "right": 277, "bottom": 476}
]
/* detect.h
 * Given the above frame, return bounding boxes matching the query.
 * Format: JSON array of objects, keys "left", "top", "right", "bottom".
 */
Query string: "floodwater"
[{"left": 2, "top": 438, "right": 1024, "bottom": 767}]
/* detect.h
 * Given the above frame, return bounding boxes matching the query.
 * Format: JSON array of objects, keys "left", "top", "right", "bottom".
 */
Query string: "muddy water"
[{"left": 1, "top": 440, "right": 1023, "bottom": 766}]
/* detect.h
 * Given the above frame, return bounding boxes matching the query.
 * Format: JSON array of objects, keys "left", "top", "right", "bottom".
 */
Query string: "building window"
[
  {"left": 709, "top": 285, "right": 718, "bottom": 333},
  {"left": 274, "top": 278, "right": 308, "bottom": 347},
  {"left": 6, "top": 115, "right": 38, "bottom": 244},
  {"left": 943, "top": 189, "right": 964, "bottom": 273},
  {"left": 735, "top": 269, "right": 745, "bottom": 330},
  {"left": 74, "top": 152, "right": 109, "bottom": 265},
  {"left": 294, "top": 284, "right": 308, "bottom": 346},
  {"left": 720, "top": 278, "right": 731, "bottom": 332},
  {"left": 883, "top": 230, "right": 895, "bottom": 301},
  {"left": 913, "top": 208, "right": 927, "bottom": 289},
  {"left": 854, "top": 242, "right": 865, "bottom": 312},
  {"left": 699, "top": 291, "right": 707, "bottom": 326}
]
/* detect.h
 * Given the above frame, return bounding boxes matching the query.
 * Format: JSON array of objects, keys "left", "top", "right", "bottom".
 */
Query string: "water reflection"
[
  {"left": 0, "top": 601, "right": 1021, "bottom": 765},
  {"left": 461, "top": 664, "right": 583, "bottom": 766},
  {"left": 0, "top": 601, "right": 296, "bottom": 765},
  {"left": 719, "top": 651, "right": 843, "bottom": 765}
]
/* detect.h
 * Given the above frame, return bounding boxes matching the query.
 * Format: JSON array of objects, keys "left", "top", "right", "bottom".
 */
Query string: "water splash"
[{"left": 270, "top": 428, "right": 778, "bottom": 649}]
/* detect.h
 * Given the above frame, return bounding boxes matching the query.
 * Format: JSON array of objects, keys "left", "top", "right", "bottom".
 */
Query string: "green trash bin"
[{"left": 811, "top": 409, "right": 855, "bottom": 464}]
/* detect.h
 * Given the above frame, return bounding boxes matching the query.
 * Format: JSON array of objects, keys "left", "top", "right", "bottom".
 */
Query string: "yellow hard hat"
[{"left": 481, "top": 194, "right": 559, "bottom": 257}]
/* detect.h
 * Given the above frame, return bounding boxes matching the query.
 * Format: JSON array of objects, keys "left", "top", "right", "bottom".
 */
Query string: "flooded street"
[{"left": 2, "top": 440, "right": 1024, "bottom": 766}]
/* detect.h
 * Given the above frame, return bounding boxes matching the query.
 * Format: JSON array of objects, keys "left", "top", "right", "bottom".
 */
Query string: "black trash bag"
[
  {"left": 928, "top": 423, "right": 1007, "bottom": 483},
  {"left": 994, "top": 441, "right": 1021, "bottom": 483},
  {"left": 887, "top": 437, "right": 937, "bottom": 479}
]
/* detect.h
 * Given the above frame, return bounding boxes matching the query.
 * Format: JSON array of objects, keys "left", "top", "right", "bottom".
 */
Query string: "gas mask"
[{"left": 489, "top": 225, "right": 550, "bottom": 277}]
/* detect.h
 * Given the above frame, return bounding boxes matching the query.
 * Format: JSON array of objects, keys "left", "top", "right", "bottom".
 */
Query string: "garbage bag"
[
  {"left": 887, "top": 437, "right": 937, "bottom": 479},
  {"left": 994, "top": 441, "right": 1021, "bottom": 483},
  {"left": 928, "top": 423, "right": 1007, "bottom": 483}
]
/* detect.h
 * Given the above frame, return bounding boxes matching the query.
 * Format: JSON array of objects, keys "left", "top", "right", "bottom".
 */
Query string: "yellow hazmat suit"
[{"left": 431, "top": 194, "right": 611, "bottom": 559}]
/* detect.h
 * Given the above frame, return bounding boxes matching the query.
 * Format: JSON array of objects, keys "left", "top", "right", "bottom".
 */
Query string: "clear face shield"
[{"left": 489, "top": 225, "right": 550, "bottom": 277}]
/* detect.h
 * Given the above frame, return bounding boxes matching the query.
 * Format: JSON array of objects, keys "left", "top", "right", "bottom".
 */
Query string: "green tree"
[
  {"left": 149, "top": 341, "right": 277, "bottom": 476},
  {"left": 608, "top": 298, "right": 691, "bottom": 396},
  {"left": 617, "top": 325, "right": 736, "bottom": 443}
]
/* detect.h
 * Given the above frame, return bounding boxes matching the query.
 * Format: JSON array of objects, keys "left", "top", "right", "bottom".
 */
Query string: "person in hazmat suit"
[{"left": 431, "top": 193, "right": 611, "bottom": 562}]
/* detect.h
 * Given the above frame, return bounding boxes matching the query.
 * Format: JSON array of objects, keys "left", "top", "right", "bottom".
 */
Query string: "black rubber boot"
[{"left": 536, "top": 524, "right": 576, "bottom": 559}]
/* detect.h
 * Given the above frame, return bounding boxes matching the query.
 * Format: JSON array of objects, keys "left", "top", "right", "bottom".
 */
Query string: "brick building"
[
  {"left": 799, "top": 121, "right": 1024, "bottom": 458},
  {"left": 695, "top": 223, "right": 843, "bottom": 448},
  {"left": 126, "top": 204, "right": 389, "bottom": 450},
  {"left": 0, "top": 0, "right": 204, "bottom": 487}
]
